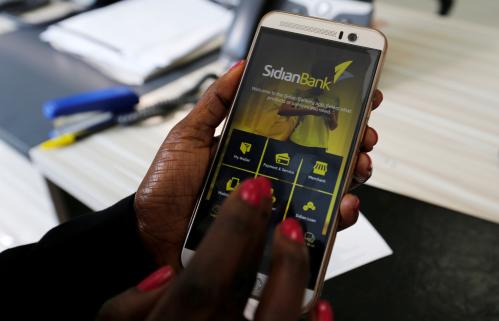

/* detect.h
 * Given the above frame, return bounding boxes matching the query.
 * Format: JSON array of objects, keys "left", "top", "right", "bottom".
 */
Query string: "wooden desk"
[
  {"left": 30, "top": 3, "right": 499, "bottom": 223},
  {"left": 368, "top": 3, "right": 499, "bottom": 222}
]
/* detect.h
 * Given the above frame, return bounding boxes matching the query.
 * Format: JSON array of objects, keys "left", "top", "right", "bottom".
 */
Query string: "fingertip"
[
  {"left": 315, "top": 300, "right": 334, "bottom": 321},
  {"left": 226, "top": 59, "right": 245, "bottom": 74},
  {"left": 362, "top": 127, "right": 378, "bottom": 152},
  {"left": 137, "top": 265, "right": 175, "bottom": 292},
  {"left": 279, "top": 218, "right": 305, "bottom": 244},
  {"left": 354, "top": 153, "right": 373, "bottom": 184},
  {"left": 238, "top": 177, "right": 273, "bottom": 207},
  {"left": 339, "top": 194, "right": 360, "bottom": 229},
  {"left": 372, "top": 89, "right": 383, "bottom": 109}
]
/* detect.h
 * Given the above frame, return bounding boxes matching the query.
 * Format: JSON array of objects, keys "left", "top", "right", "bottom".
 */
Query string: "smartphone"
[{"left": 182, "top": 11, "right": 386, "bottom": 310}]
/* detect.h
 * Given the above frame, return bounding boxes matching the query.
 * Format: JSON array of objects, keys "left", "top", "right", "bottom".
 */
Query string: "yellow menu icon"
[
  {"left": 313, "top": 161, "right": 328, "bottom": 176},
  {"left": 275, "top": 153, "right": 290, "bottom": 166},
  {"left": 240, "top": 142, "right": 252, "bottom": 155}
]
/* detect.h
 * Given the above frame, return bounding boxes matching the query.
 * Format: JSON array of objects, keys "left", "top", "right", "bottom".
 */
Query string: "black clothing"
[{"left": 0, "top": 195, "right": 157, "bottom": 320}]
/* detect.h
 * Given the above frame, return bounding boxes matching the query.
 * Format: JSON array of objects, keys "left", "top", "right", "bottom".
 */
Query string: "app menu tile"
[{"left": 209, "top": 129, "right": 343, "bottom": 238}]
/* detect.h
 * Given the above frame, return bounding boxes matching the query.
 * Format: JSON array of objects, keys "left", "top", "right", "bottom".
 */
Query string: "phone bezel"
[{"left": 181, "top": 11, "right": 387, "bottom": 312}]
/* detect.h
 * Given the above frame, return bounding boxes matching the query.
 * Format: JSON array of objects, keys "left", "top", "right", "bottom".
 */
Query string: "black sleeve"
[{"left": 0, "top": 194, "right": 157, "bottom": 320}]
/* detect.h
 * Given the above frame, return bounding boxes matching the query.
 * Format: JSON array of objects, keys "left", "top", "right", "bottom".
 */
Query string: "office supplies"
[
  {"left": 43, "top": 87, "right": 138, "bottom": 119},
  {"left": 41, "top": 0, "right": 233, "bottom": 84},
  {"left": 41, "top": 74, "right": 218, "bottom": 149}
]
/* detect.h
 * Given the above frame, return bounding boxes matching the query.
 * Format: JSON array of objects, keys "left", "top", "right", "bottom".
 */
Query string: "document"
[
  {"left": 41, "top": 0, "right": 233, "bottom": 84},
  {"left": 244, "top": 213, "right": 392, "bottom": 319},
  {"left": 326, "top": 212, "right": 393, "bottom": 279}
]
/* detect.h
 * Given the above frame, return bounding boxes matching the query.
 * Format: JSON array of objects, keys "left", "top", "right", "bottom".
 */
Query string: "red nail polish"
[
  {"left": 255, "top": 176, "right": 272, "bottom": 198},
  {"left": 315, "top": 300, "right": 334, "bottom": 321},
  {"left": 227, "top": 59, "right": 244, "bottom": 73},
  {"left": 353, "top": 198, "right": 360, "bottom": 213},
  {"left": 372, "top": 128, "right": 378, "bottom": 144},
  {"left": 366, "top": 153, "right": 373, "bottom": 173},
  {"left": 239, "top": 178, "right": 263, "bottom": 207},
  {"left": 279, "top": 218, "right": 304, "bottom": 243},
  {"left": 137, "top": 265, "right": 174, "bottom": 292}
]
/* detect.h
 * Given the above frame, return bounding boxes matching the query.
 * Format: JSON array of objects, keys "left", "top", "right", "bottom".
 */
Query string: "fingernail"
[
  {"left": 255, "top": 176, "right": 272, "bottom": 198},
  {"left": 315, "top": 300, "right": 334, "bottom": 321},
  {"left": 137, "top": 265, "right": 174, "bottom": 292},
  {"left": 372, "top": 128, "right": 378, "bottom": 144},
  {"left": 239, "top": 178, "right": 263, "bottom": 207},
  {"left": 353, "top": 198, "right": 360, "bottom": 213},
  {"left": 227, "top": 59, "right": 244, "bottom": 73},
  {"left": 279, "top": 218, "right": 304, "bottom": 244},
  {"left": 366, "top": 153, "right": 373, "bottom": 174}
]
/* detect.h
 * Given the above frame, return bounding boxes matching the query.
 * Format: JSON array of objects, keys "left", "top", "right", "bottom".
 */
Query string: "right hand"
[{"left": 98, "top": 177, "right": 334, "bottom": 321}]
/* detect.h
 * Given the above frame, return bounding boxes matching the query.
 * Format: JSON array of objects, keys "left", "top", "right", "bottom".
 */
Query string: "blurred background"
[{"left": 0, "top": 0, "right": 498, "bottom": 319}]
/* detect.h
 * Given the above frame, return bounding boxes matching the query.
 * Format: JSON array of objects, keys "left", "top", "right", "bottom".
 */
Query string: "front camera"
[{"left": 348, "top": 33, "right": 358, "bottom": 42}]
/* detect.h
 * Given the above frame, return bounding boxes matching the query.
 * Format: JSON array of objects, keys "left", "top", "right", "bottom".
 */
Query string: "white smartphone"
[{"left": 182, "top": 11, "right": 387, "bottom": 311}]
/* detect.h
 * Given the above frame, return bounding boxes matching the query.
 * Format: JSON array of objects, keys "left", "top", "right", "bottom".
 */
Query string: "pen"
[
  {"left": 40, "top": 117, "right": 116, "bottom": 150},
  {"left": 40, "top": 74, "right": 218, "bottom": 150}
]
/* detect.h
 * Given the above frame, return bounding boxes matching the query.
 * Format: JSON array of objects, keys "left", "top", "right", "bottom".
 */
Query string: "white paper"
[
  {"left": 325, "top": 212, "right": 392, "bottom": 279},
  {"left": 41, "top": 0, "right": 233, "bottom": 84},
  {"left": 244, "top": 213, "right": 391, "bottom": 319}
]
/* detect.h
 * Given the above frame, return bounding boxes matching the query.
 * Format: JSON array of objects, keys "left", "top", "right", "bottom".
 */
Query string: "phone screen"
[{"left": 185, "top": 27, "right": 381, "bottom": 288}]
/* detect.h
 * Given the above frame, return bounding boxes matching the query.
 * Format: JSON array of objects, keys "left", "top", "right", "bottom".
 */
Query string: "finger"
[
  {"left": 371, "top": 89, "right": 383, "bottom": 110},
  {"left": 360, "top": 127, "right": 378, "bottom": 152},
  {"left": 148, "top": 177, "right": 272, "bottom": 320},
  {"left": 337, "top": 193, "right": 360, "bottom": 230},
  {"left": 97, "top": 265, "right": 175, "bottom": 321},
  {"left": 254, "top": 218, "right": 309, "bottom": 321},
  {"left": 352, "top": 153, "right": 373, "bottom": 186},
  {"left": 306, "top": 300, "right": 334, "bottom": 321},
  {"left": 175, "top": 60, "right": 245, "bottom": 146}
]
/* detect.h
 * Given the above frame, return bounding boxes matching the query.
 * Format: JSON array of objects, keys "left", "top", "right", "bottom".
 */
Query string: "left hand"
[
  {"left": 99, "top": 179, "right": 336, "bottom": 321},
  {"left": 134, "top": 61, "right": 383, "bottom": 267}
]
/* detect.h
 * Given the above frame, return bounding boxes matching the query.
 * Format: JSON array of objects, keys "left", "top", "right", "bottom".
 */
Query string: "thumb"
[
  {"left": 97, "top": 265, "right": 175, "bottom": 321},
  {"left": 175, "top": 60, "right": 245, "bottom": 144}
]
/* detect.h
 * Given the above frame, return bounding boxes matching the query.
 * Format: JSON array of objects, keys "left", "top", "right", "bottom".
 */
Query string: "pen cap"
[{"left": 43, "top": 87, "right": 139, "bottom": 119}]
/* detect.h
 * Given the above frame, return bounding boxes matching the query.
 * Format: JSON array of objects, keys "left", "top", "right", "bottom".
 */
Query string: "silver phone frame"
[{"left": 181, "top": 11, "right": 387, "bottom": 312}]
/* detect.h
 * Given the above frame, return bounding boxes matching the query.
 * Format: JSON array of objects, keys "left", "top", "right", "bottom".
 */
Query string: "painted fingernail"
[
  {"left": 279, "top": 218, "right": 304, "bottom": 243},
  {"left": 239, "top": 178, "right": 263, "bottom": 207},
  {"left": 372, "top": 128, "right": 378, "bottom": 145},
  {"left": 366, "top": 153, "right": 373, "bottom": 174},
  {"left": 227, "top": 59, "right": 244, "bottom": 73},
  {"left": 137, "top": 265, "right": 174, "bottom": 292},
  {"left": 255, "top": 176, "right": 272, "bottom": 198},
  {"left": 315, "top": 300, "right": 334, "bottom": 321},
  {"left": 353, "top": 198, "right": 360, "bottom": 213}
]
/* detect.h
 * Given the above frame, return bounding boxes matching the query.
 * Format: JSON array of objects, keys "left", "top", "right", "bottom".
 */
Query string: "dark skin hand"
[
  {"left": 135, "top": 61, "right": 383, "bottom": 269},
  {"left": 98, "top": 177, "right": 335, "bottom": 321}
]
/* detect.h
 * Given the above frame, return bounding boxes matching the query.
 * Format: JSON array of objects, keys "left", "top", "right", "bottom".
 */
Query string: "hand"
[
  {"left": 135, "top": 61, "right": 383, "bottom": 267},
  {"left": 100, "top": 177, "right": 335, "bottom": 321}
]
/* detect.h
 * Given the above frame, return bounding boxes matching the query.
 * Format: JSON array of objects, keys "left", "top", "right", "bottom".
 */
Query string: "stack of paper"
[{"left": 41, "top": 0, "right": 233, "bottom": 85}]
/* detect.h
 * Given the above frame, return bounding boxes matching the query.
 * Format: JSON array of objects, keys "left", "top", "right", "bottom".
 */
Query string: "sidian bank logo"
[{"left": 262, "top": 60, "right": 353, "bottom": 91}]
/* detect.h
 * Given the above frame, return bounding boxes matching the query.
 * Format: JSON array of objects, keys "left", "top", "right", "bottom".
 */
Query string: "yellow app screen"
[{"left": 185, "top": 27, "right": 381, "bottom": 288}]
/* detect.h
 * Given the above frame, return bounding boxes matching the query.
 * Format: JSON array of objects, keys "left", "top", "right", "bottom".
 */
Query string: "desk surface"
[
  {"left": 8, "top": 3, "right": 499, "bottom": 319},
  {"left": 329, "top": 185, "right": 499, "bottom": 321},
  {"left": 0, "top": 27, "right": 217, "bottom": 156},
  {"left": 30, "top": 3, "right": 499, "bottom": 223}
]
